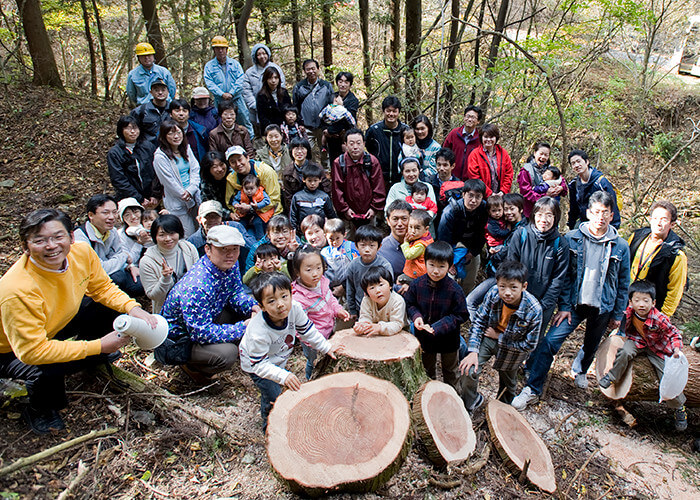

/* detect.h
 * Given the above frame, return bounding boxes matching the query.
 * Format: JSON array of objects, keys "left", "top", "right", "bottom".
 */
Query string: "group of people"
[{"left": 0, "top": 41, "right": 694, "bottom": 440}]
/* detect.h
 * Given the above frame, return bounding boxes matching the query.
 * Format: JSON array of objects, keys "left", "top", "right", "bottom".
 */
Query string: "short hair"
[
  {"left": 386, "top": 199, "right": 413, "bottom": 216},
  {"left": 589, "top": 190, "right": 614, "bottom": 211},
  {"left": 464, "top": 105, "right": 483, "bottom": 120},
  {"left": 495, "top": 260, "right": 528, "bottom": 283},
  {"left": 142, "top": 209, "right": 158, "bottom": 220},
  {"left": 86, "top": 193, "right": 117, "bottom": 214},
  {"left": 267, "top": 214, "right": 294, "bottom": 233},
  {"left": 411, "top": 181, "right": 429, "bottom": 196},
  {"left": 335, "top": 71, "right": 354, "bottom": 85},
  {"left": 462, "top": 179, "right": 487, "bottom": 197},
  {"left": 300, "top": 214, "right": 325, "bottom": 234},
  {"left": 302, "top": 58, "right": 319, "bottom": 70},
  {"left": 411, "top": 115, "right": 433, "bottom": 139},
  {"left": 401, "top": 127, "right": 415, "bottom": 141},
  {"left": 481, "top": 123, "right": 500, "bottom": 141},
  {"left": 355, "top": 224, "right": 383, "bottom": 245},
  {"left": 264, "top": 124, "right": 282, "bottom": 137},
  {"left": 290, "top": 243, "right": 326, "bottom": 279},
  {"left": 19, "top": 209, "right": 72, "bottom": 248},
  {"left": 649, "top": 200, "right": 677, "bottom": 222},
  {"left": 629, "top": 279, "right": 656, "bottom": 301},
  {"left": 345, "top": 127, "right": 365, "bottom": 142},
  {"left": 324, "top": 218, "right": 346, "bottom": 234},
  {"left": 503, "top": 193, "right": 524, "bottom": 212},
  {"left": 360, "top": 265, "right": 393, "bottom": 293},
  {"left": 544, "top": 165, "right": 561, "bottom": 180},
  {"left": 486, "top": 194, "right": 504, "bottom": 211},
  {"left": 150, "top": 214, "right": 184, "bottom": 241},
  {"left": 116, "top": 115, "right": 141, "bottom": 142},
  {"left": 218, "top": 99, "right": 238, "bottom": 116},
  {"left": 568, "top": 149, "right": 588, "bottom": 163},
  {"left": 254, "top": 242, "right": 280, "bottom": 261},
  {"left": 424, "top": 241, "right": 453, "bottom": 266},
  {"left": 409, "top": 209, "right": 432, "bottom": 228},
  {"left": 400, "top": 157, "right": 420, "bottom": 172},
  {"left": 381, "top": 96, "right": 401, "bottom": 111},
  {"left": 530, "top": 196, "right": 561, "bottom": 227},
  {"left": 250, "top": 271, "right": 292, "bottom": 303},
  {"left": 289, "top": 137, "right": 312, "bottom": 159},
  {"left": 302, "top": 162, "right": 324, "bottom": 179},
  {"left": 241, "top": 173, "right": 260, "bottom": 188},
  {"left": 435, "top": 147, "right": 455, "bottom": 164},
  {"left": 168, "top": 98, "right": 190, "bottom": 111},
  {"left": 200, "top": 150, "right": 228, "bottom": 183},
  {"left": 282, "top": 104, "right": 299, "bottom": 117}
]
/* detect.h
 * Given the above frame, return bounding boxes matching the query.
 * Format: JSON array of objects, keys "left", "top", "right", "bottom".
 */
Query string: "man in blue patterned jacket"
[{"left": 157, "top": 225, "right": 260, "bottom": 383}]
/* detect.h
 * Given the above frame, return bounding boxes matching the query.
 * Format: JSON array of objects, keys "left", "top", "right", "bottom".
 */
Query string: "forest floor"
[{"left": 0, "top": 76, "right": 700, "bottom": 499}]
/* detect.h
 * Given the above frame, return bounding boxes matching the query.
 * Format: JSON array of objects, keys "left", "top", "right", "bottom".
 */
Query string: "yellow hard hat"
[
  {"left": 135, "top": 42, "right": 155, "bottom": 56},
  {"left": 211, "top": 36, "right": 229, "bottom": 48}
]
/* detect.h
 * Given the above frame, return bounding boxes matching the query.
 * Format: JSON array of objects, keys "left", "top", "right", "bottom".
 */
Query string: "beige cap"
[
  {"left": 192, "top": 86, "right": 210, "bottom": 99},
  {"left": 225, "top": 145, "right": 247, "bottom": 159},
  {"left": 118, "top": 197, "right": 144, "bottom": 219},
  {"left": 198, "top": 200, "right": 223, "bottom": 218},
  {"left": 206, "top": 225, "right": 245, "bottom": 247}
]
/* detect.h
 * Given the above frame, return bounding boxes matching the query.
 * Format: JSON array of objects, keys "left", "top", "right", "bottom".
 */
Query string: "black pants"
[
  {"left": 0, "top": 298, "right": 119, "bottom": 410},
  {"left": 110, "top": 268, "right": 144, "bottom": 298}
]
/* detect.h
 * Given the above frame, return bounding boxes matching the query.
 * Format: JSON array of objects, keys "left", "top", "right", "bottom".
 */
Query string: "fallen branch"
[
  {"left": 563, "top": 449, "right": 600, "bottom": 496},
  {"left": 57, "top": 460, "right": 90, "bottom": 500},
  {"left": 459, "top": 442, "right": 490, "bottom": 476},
  {"left": 517, "top": 459, "right": 531, "bottom": 484},
  {"left": 554, "top": 410, "right": 578, "bottom": 434},
  {"left": 0, "top": 427, "right": 117, "bottom": 477},
  {"left": 428, "top": 475, "right": 461, "bottom": 489}
]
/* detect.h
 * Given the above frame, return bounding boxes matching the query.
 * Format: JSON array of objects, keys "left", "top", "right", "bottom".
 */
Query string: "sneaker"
[
  {"left": 574, "top": 373, "right": 589, "bottom": 389},
  {"left": 23, "top": 407, "right": 66, "bottom": 435},
  {"left": 675, "top": 406, "right": 688, "bottom": 432},
  {"left": 511, "top": 386, "right": 538, "bottom": 411},
  {"left": 598, "top": 373, "right": 613, "bottom": 389},
  {"left": 469, "top": 393, "right": 484, "bottom": 414}
]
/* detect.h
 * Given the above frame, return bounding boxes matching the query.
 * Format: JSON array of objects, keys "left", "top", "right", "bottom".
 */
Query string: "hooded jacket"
[
  {"left": 567, "top": 168, "right": 621, "bottom": 229},
  {"left": 331, "top": 152, "right": 386, "bottom": 217},
  {"left": 242, "top": 43, "right": 287, "bottom": 124},
  {"left": 437, "top": 198, "right": 488, "bottom": 256},
  {"left": 292, "top": 77, "right": 334, "bottom": 129},
  {"left": 190, "top": 105, "right": 219, "bottom": 134},
  {"left": 107, "top": 139, "right": 157, "bottom": 203},
  {"left": 466, "top": 144, "right": 514, "bottom": 198},
  {"left": 365, "top": 120, "right": 409, "bottom": 187},
  {"left": 518, "top": 159, "right": 568, "bottom": 218}
]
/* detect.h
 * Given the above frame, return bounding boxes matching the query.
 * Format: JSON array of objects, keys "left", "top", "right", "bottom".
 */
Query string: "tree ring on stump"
[
  {"left": 411, "top": 380, "right": 476, "bottom": 467},
  {"left": 595, "top": 335, "right": 633, "bottom": 400},
  {"left": 330, "top": 328, "right": 421, "bottom": 361},
  {"left": 485, "top": 399, "right": 556, "bottom": 493},
  {"left": 267, "top": 371, "right": 411, "bottom": 496}
]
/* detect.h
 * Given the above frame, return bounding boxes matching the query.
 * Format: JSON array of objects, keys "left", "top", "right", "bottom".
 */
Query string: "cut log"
[
  {"left": 315, "top": 328, "right": 427, "bottom": 399},
  {"left": 595, "top": 336, "right": 633, "bottom": 400},
  {"left": 411, "top": 380, "right": 476, "bottom": 468},
  {"left": 595, "top": 337, "right": 700, "bottom": 407},
  {"left": 485, "top": 399, "right": 557, "bottom": 494},
  {"left": 267, "top": 371, "right": 411, "bottom": 496}
]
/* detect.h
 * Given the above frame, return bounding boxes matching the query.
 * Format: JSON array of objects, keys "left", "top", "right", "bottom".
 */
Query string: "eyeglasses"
[{"left": 29, "top": 233, "right": 70, "bottom": 247}]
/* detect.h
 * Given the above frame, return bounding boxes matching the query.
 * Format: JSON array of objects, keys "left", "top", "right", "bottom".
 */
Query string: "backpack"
[
  {"left": 439, "top": 180, "right": 465, "bottom": 205},
  {"left": 339, "top": 152, "right": 372, "bottom": 178},
  {"left": 521, "top": 226, "right": 560, "bottom": 252},
  {"left": 76, "top": 222, "right": 98, "bottom": 250},
  {"left": 593, "top": 176, "right": 623, "bottom": 214}
]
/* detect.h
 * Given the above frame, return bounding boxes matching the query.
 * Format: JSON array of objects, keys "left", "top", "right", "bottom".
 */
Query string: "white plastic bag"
[{"left": 658, "top": 352, "right": 689, "bottom": 402}]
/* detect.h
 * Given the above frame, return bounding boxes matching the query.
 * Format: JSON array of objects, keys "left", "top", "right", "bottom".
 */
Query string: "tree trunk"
[
  {"left": 259, "top": 3, "right": 272, "bottom": 46},
  {"left": 486, "top": 400, "right": 557, "bottom": 494},
  {"left": 235, "top": 0, "right": 253, "bottom": 68},
  {"left": 140, "top": 0, "right": 168, "bottom": 67},
  {"left": 290, "top": 0, "right": 302, "bottom": 81},
  {"left": 358, "top": 0, "right": 373, "bottom": 124},
  {"left": 404, "top": 0, "right": 421, "bottom": 119},
  {"left": 321, "top": 0, "right": 332, "bottom": 80},
  {"left": 479, "top": 0, "right": 509, "bottom": 114},
  {"left": 79, "top": 0, "right": 97, "bottom": 95},
  {"left": 314, "top": 329, "right": 428, "bottom": 399},
  {"left": 16, "top": 0, "right": 63, "bottom": 88},
  {"left": 91, "top": 0, "right": 109, "bottom": 100},
  {"left": 470, "top": 0, "right": 486, "bottom": 105},
  {"left": 267, "top": 372, "right": 412, "bottom": 495},
  {"left": 127, "top": 0, "right": 133, "bottom": 72},
  {"left": 390, "top": 0, "right": 401, "bottom": 94},
  {"left": 412, "top": 380, "right": 476, "bottom": 468}
]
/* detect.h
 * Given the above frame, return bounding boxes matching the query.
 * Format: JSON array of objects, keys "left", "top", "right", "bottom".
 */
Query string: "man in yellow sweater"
[{"left": 0, "top": 209, "right": 157, "bottom": 434}]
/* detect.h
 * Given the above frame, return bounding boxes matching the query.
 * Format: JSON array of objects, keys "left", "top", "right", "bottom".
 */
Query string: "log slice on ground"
[
  {"left": 485, "top": 399, "right": 556, "bottom": 494},
  {"left": 314, "top": 328, "right": 428, "bottom": 399},
  {"left": 411, "top": 380, "right": 476, "bottom": 467},
  {"left": 595, "top": 335, "right": 633, "bottom": 400},
  {"left": 266, "top": 371, "right": 412, "bottom": 496}
]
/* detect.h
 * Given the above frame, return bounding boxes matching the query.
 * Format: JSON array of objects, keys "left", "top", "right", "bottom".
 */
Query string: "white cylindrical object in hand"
[{"left": 113, "top": 314, "right": 169, "bottom": 350}]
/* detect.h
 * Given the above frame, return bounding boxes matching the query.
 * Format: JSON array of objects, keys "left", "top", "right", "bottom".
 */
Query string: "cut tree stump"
[
  {"left": 485, "top": 399, "right": 556, "bottom": 494},
  {"left": 267, "top": 371, "right": 411, "bottom": 496},
  {"left": 315, "top": 328, "right": 428, "bottom": 399},
  {"left": 411, "top": 380, "right": 476, "bottom": 468},
  {"left": 595, "top": 336, "right": 633, "bottom": 400},
  {"left": 595, "top": 336, "right": 700, "bottom": 407}
]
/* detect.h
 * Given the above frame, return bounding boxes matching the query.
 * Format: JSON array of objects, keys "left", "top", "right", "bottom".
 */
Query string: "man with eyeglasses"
[
  {"left": 512, "top": 191, "right": 630, "bottom": 410},
  {"left": 74, "top": 193, "right": 144, "bottom": 298},
  {"left": 0, "top": 209, "right": 157, "bottom": 433}
]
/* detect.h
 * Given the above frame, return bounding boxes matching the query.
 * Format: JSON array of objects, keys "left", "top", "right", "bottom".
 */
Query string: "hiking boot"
[
  {"left": 511, "top": 386, "right": 538, "bottom": 411},
  {"left": 574, "top": 373, "right": 589, "bottom": 389},
  {"left": 23, "top": 407, "right": 66, "bottom": 435},
  {"left": 181, "top": 364, "right": 213, "bottom": 386},
  {"left": 598, "top": 373, "right": 613, "bottom": 389},
  {"left": 675, "top": 406, "right": 688, "bottom": 432},
  {"left": 468, "top": 393, "right": 484, "bottom": 414}
]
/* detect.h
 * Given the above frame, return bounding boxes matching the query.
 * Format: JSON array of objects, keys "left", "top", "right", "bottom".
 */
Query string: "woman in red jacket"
[{"left": 466, "top": 123, "right": 513, "bottom": 198}]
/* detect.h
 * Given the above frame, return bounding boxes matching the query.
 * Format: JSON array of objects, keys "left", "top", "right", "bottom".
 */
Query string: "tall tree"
[
  {"left": 79, "top": 0, "right": 97, "bottom": 94},
  {"left": 140, "top": 0, "right": 168, "bottom": 67},
  {"left": 291, "top": 0, "right": 302, "bottom": 81},
  {"left": 479, "top": 0, "right": 509, "bottom": 113},
  {"left": 16, "top": 0, "right": 63, "bottom": 88},
  {"left": 91, "top": 0, "right": 109, "bottom": 99},
  {"left": 358, "top": 0, "right": 373, "bottom": 124},
  {"left": 390, "top": 0, "right": 401, "bottom": 94},
  {"left": 235, "top": 0, "right": 254, "bottom": 68},
  {"left": 321, "top": 0, "right": 333, "bottom": 79},
  {"left": 405, "top": 0, "right": 421, "bottom": 118}
]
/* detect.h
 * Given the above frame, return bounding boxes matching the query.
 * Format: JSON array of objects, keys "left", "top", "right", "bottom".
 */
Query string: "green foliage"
[
  {"left": 651, "top": 132, "right": 691, "bottom": 162},
  {"left": 0, "top": 493, "right": 20, "bottom": 500}
]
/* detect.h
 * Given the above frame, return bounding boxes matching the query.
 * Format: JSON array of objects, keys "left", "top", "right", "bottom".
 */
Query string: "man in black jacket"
[{"left": 365, "top": 96, "right": 409, "bottom": 188}]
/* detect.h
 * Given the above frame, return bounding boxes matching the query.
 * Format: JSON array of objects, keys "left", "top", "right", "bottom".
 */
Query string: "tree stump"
[
  {"left": 266, "top": 371, "right": 412, "bottom": 496},
  {"left": 485, "top": 399, "right": 557, "bottom": 494},
  {"left": 411, "top": 380, "right": 476, "bottom": 468},
  {"left": 595, "top": 336, "right": 700, "bottom": 407},
  {"left": 594, "top": 336, "right": 633, "bottom": 400},
  {"left": 315, "top": 328, "right": 428, "bottom": 399}
]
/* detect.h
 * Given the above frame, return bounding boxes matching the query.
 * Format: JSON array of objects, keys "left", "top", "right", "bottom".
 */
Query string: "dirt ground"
[{"left": 0, "top": 83, "right": 699, "bottom": 499}]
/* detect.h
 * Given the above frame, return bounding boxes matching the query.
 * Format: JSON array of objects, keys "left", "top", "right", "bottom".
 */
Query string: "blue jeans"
[
  {"left": 526, "top": 305, "right": 612, "bottom": 395},
  {"left": 466, "top": 277, "right": 496, "bottom": 322},
  {"left": 241, "top": 215, "right": 266, "bottom": 241},
  {"left": 302, "top": 343, "right": 316, "bottom": 380},
  {"left": 249, "top": 373, "right": 282, "bottom": 432}
]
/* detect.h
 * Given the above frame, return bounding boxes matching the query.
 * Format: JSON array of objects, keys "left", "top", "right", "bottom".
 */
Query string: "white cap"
[
  {"left": 192, "top": 86, "right": 210, "bottom": 99},
  {"left": 118, "top": 197, "right": 144, "bottom": 219},
  {"left": 198, "top": 200, "right": 223, "bottom": 218},
  {"left": 206, "top": 225, "right": 245, "bottom": 247},
  {"left": 225, "top": 145, "right": 247, "bottom": 159}
]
